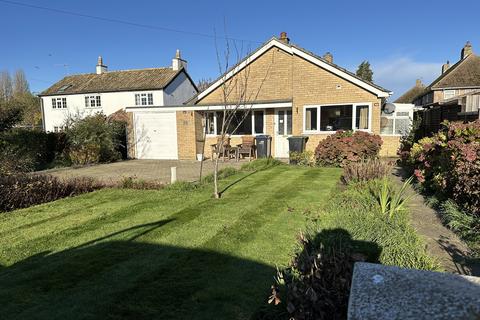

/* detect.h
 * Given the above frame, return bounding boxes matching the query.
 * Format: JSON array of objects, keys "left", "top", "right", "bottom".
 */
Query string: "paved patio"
[{"left": 42, "top": 160, "right": 244, "bottom": 184}]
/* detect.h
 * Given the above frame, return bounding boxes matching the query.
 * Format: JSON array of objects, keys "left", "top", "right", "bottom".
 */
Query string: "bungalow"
[{"left": 127, "top": 32, "right": 400, "bottom": 160}]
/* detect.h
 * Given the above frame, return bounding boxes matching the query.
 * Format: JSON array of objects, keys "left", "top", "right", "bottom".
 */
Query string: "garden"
[{"left": 0, "top": 128, "right": 443, "bottom": 319}]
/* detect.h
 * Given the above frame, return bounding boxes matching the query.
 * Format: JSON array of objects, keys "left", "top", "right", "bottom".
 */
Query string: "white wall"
[
  {"left": 42, "top": 89, "right": 165, "bottom": 132},
  {"left": 163, "top": 72, "right": 197, "bottom": 106}
]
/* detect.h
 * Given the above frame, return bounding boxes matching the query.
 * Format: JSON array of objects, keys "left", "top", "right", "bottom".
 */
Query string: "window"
[
  {"left": 355, "top": 105, "right": 369, "bottom": 130},
  {"left": 305, "top": 107, "right": 317, "bottom": 131},
  {"left": 135, "top": 93, "right": 154, "bottom": 106},
  {"left": 205, "top": 110, "right": 264, "bottom": 135},
  {"left": 444, "top": 90, "right": 456, "bottom": 100},
  {"left": 380, "top": 110, "right": 412, "bottom": 136},
  {"left": 52, "top": 97, "right": 67, "bottom": 109},
  {"left": 303, "top": 104, "right": 371, "bottom": 132},
  {"left": 253, "top": 110, "right": 264, "bottom": 134},
  {"left": 206, "top": 112, "right": 216, "bottom": 134},
  {"left": 53, "top": 126, "right": 65, "bottom": 132},
  {"left": 85, "top": 95, "right": 101, "bottom": 108},
  {"left": 320, "top": 105, "right": 353, "bottom": 131}
]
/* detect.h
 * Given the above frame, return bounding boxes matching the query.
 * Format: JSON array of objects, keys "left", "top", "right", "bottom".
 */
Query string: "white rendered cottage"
[{"left": 39, "top": 51, "right": 197, "bottom": 133}]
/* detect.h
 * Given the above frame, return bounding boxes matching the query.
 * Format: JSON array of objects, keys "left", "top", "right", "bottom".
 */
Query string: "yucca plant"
[{"left": 372, "top": 177, "right": 413, "bottom": 219}]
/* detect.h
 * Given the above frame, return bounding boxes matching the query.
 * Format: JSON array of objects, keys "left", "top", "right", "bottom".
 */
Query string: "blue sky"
[{"left": 1, "top": 0, "right": 479, "bottom": 100}]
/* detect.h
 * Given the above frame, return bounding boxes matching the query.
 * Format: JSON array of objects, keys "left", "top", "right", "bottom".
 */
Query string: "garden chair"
[
  {"left": 237, "top": 136, "right": 256, "bottom": 161},
  {"left": 211, "top": 136, "right": 231, "bottom": 161}
]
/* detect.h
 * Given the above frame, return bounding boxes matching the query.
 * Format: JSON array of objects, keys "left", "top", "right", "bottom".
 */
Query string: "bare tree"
[
  {"left": 206, "top": 31, "right": 274, "bottom": 198},
  {"left": 13, "top": 69, "right": 30, "bottom": 96},
  {"left": 0, "top": 70, "right": 13, "bottom": 102},
  {"left": 196, "top": 78, "right": 213, "bottom": 92}
]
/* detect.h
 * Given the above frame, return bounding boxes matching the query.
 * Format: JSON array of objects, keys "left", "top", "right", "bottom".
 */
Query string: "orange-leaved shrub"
[
  {"left": 314, "top": 131, "right": 383, "bottom": 167},
  {"left": 404, "top": 120, "right": 480, "bottom": 217}
]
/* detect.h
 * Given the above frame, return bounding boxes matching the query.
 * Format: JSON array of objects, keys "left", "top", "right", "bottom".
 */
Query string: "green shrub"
[
  {"left": 289, "top": 151, "right": 314, "bottom": 166},
  {"left": 0, "top": 145, "right": 35, "bottom": 175},
  {"left": 65, "top": 113, "right": 124, "bottom": 165},
  {"left": 341, "top": 159, "right": 393, "bottom": 184},
  {"left": 314, "top": 130, "right": 383, "bottom": 167},
  {"left": 0, "top": 129, "right": 67, "bottom": 171},
  {"left": 119, "top": 176, "right": 165, "bottom": 190},
  {"left": 0, "top": 174, "right": 103, "bottom": 212}
]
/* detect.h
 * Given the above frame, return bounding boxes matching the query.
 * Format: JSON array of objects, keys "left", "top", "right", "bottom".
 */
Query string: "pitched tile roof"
[
  {"left": 429, "top": 54, "right": 480, "bottom": 89},
  {"left": 394, "top": 81, "right": 426, "bottom": 103},
  {"left": 189, "top": 36, "right": 391, "bottom": 104},
  {"left": 40, "top": 68, "right": 181, "bottom": 96}
]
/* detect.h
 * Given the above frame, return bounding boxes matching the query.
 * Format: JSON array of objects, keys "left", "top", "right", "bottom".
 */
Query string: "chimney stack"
[
  {"left": 172, "top": 49, "right": 187, "bottom": 71},
  {"left": 323, "top": 52, "right": 333, "bottom": 64},
  {"left": 415, "top": 79, "right": 423, "bottom": 87},
  {"left": 461, "top": 41, "right": 473, "bottom": 59},
  {"left": 279, "top": 32, "right": 289, "bottom": 44},
  {"left": 96, "top": 56, "right": 107, "bottom": 74},
  {"left": 442, "top": 60, "right": 450, "bottom": 74}
]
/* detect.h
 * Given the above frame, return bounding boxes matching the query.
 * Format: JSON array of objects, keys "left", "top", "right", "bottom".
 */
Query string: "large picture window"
[
  {"left": 303, "top": 103, "right": 371, "bottom": 132},
  {"left": 205, "top": 110, "right": 265, "bottom": 136}
]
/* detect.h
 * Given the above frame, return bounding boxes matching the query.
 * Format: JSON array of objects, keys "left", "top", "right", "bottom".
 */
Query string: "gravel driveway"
[{"left": 42, "top": 160, "right": 244, "bottom": 184}]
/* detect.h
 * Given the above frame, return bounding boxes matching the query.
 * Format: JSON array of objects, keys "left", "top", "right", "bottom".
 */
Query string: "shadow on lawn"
[{"left": 0, "top": 219, "right": 276, "bottom": 320}]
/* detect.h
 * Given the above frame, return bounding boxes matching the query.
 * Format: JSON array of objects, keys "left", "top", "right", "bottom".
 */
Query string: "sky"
[{"left": 1, "top": 0, "right": 479, "bottom": 100}]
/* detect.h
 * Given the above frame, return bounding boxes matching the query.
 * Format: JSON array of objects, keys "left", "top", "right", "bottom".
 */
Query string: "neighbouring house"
[
  {"left": 38, "top": 50, "right": 198, "bottom": 136},
  {"left": 127, "top": 32, "right": 402, "bottom": 160},
  {"left": 404, "top": 41, "right": 480, "bottom": 134}
]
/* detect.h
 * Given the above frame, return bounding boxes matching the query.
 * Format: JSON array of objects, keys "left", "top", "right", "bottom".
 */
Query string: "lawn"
[{"left": 0, "top": 164, "right": 342, "bottom": 319}]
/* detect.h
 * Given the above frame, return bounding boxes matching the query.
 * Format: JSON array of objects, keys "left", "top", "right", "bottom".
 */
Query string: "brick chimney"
[
  {"left": 461, "top": 41, "right": 473, "bottom": 59},
  {"left": 279, "top": 32, "right": 289, "bottom": 44},
  {"left": 323, "top": 52, "right": 333, "bottom": 63},
  {"left": 172, "top": 49, "right": 187, "bottom": 71},
  {"left": 442, "top": 60, "right": 450, "bottom": 74},
  {"left": 96, "top": 56, "right": 107, "bottom": 74}
]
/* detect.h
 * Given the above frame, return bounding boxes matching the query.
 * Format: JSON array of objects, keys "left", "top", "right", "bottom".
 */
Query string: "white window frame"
[
  {"left": 443, "top": 89, "right": 456, "bottom": 100},
  {"left": 84, "top": 95, "right": 102, "bottom": 108},
  {"left": 52, "top": 97, "right": 67, "bottom": 109},
  {"left": 205, "top": 109, "right": 266, "bottom": 137},
  {"left": 380, "top": 108, "right": 414, "bottom": 136},
  {"left": 135, "top": 92, "right": 154, "bottom": 106},
  {"left": 302, "top": 102, "right": 372, "bottom": 134}
]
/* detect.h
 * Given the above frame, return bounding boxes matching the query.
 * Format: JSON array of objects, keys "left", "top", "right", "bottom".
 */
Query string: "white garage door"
[{"left": 134, "top": 112, "right": 178, "bottom": 159}]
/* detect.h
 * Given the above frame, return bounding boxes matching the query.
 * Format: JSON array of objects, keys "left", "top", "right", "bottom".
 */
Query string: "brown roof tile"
[
  {"left": 40, "top": 68, "right": 181, "bottom": 96},
  {"left": 394, "top": 83, "right": 426, "bottom": 103},
  {"left": 430, "top": 54, "right": 480, "bottom": 89}
]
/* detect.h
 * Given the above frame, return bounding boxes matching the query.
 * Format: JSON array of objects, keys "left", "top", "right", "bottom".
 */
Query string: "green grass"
[
  {"left": 0, "top": 164, "right": 342, "bottom": 320},
  {"left": 309, "top": 181, "right": 440, "bottom": 271}
]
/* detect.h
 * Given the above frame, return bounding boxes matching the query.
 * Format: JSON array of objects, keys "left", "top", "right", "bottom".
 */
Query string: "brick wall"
[
  {"left": 176, "top": 110, "right": 198, "bottom": 159},
  {"left": 125, "top": 111, "right": 136, "bottom": 159},
  {"left": 190, "top": 46, "right": 392, "bottom": 159}
]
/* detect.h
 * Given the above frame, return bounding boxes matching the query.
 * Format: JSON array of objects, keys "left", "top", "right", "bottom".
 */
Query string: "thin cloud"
[{"left": 372, "top": 57, "right": 441, "bottom": 101}]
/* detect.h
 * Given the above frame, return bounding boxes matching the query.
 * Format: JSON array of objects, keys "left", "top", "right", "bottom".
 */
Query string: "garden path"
[{"left": 392, "top": 168, "right": 480, "bottom": 276}]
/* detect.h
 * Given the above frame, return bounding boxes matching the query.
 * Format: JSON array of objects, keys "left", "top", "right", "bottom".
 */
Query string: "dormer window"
[
  {"left": 135, "top": 93, "right": 154, "bottom": 106},
  {"left": 85, "top": 95, "right": 101, "bottom": 108}
]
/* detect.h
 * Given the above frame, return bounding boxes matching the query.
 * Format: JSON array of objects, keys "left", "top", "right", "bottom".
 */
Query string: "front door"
[{"left": 274, "top": 108, "right": 292, "bottom": 158}]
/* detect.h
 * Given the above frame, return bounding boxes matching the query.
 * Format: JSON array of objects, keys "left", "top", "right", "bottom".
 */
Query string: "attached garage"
[{"left": 133, "top": 111, "right": 178, "bottom": 159}]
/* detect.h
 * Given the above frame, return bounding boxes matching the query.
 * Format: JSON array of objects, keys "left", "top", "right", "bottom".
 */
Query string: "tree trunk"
[{"left": 213, "top": 154, "right": 220, "bottom": 198}]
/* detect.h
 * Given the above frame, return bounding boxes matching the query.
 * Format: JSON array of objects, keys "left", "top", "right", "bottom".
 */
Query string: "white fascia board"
[
  {"left": 197, "top": 39, "right": 291, "bottom": 101},
  {"left": 197, "top": 38, "right": 391, "bottom": 101},
  {"left": 125, "top": 102, "right": 292, "bottom": 113}
]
